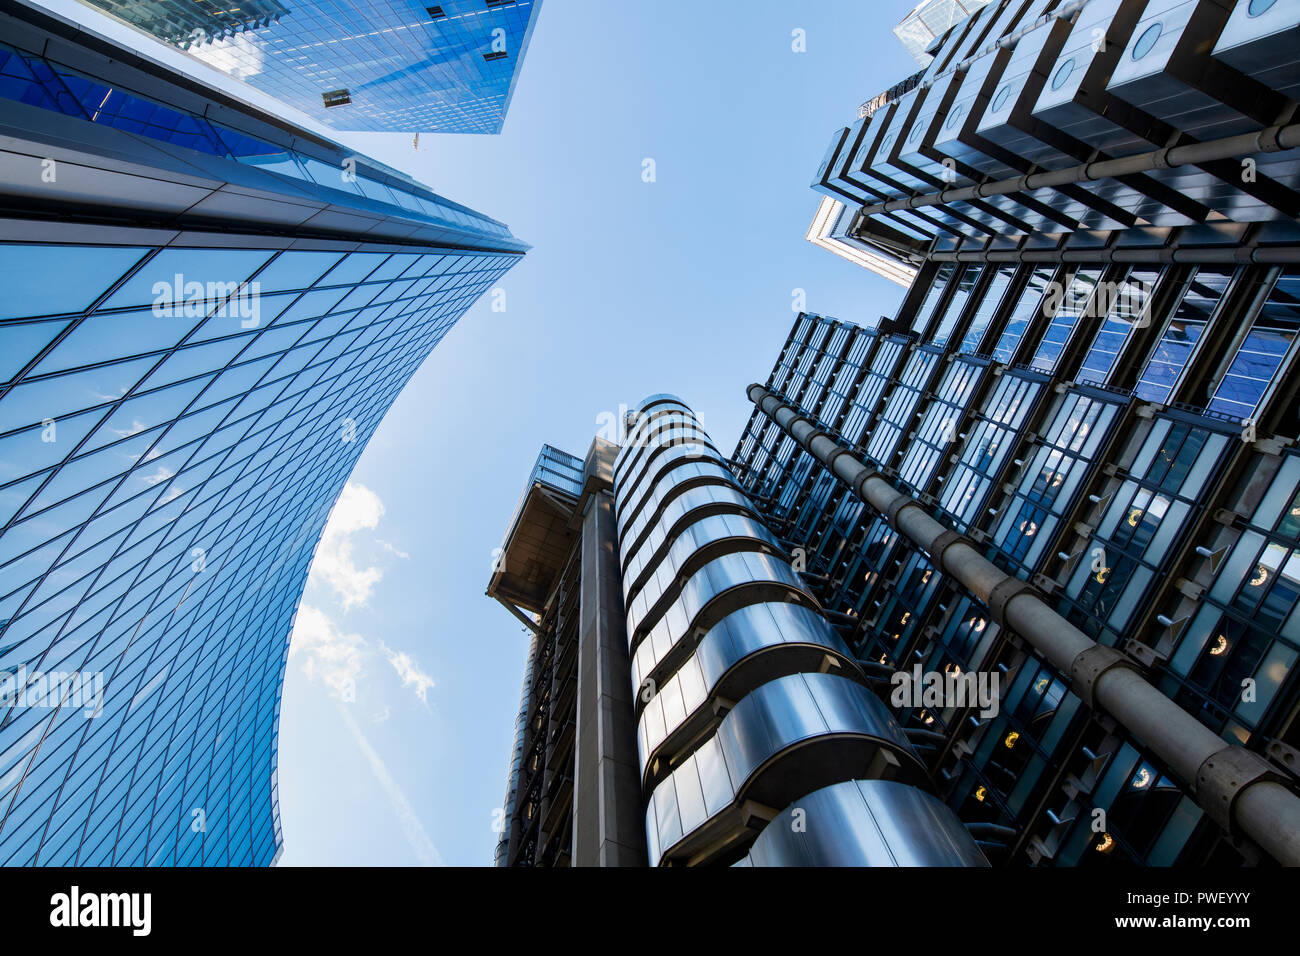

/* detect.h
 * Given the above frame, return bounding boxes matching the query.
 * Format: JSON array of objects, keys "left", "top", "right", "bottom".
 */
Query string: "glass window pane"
[{"left": 0, "top": 245, "right": 147, "bottom": 319}]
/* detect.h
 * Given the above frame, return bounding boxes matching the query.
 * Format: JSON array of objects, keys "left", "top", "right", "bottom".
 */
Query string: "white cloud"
[
  {"left": 379, "top": 641, "right": 435, "bottom": 705},
  {"left": 377, "top": 539, "right": 410, "bottom": 560},
  {"left": 142, "top": 466, "right": 175, "bottom": 486},
  {"left": 308, "top": 482, "right": 385, "bottom": 610},
  {"left": 337, "top": 702, "right": 443, "bottom": 867},
  {"left": 290, "top": 604, "right": 365, "bottom": 699},
  {"left": 291, "top": 607, "right": 435, "bottom": 710},
  {"left": 113, "top": 419, "right": 148, "bottom": 439},
  {"left": 291, "top": 485, "right": 434, "bottom": 709}
]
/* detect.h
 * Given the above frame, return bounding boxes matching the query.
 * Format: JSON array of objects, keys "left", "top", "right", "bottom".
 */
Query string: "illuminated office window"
[
  {"left": 1170, "top": 453, "right": 1300, "bottom": 735},
  {"left": 899, "top": 358, "right": 983, "bottom": 494},
  {"left": 994, "top": 392, "right": 1119, "bottom": 571},
  {"left": 940, "top": 373, "right": 1041, "bottom": 529},
  {"left": 1064, "top": 418, "right": 1230, "bottom": 641}
]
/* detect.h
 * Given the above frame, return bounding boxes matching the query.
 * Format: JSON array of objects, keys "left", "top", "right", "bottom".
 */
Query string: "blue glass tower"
[
  {"left": 78, "top": 0, "right": 544, "bottom": 132},
  {"left": 0, "top": 1, "right": 525, "bottom": 865}
]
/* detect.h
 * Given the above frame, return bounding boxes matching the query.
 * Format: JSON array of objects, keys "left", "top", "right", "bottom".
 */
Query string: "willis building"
[
  {"left": 489, "top": 0, "right": 1300, "bottom": 867},
  {"left": 0, "top": 0, "right": 525, "bottom": 865}
]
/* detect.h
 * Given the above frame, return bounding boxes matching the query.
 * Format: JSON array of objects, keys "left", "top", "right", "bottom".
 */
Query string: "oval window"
[
  {"left": 1132, "top": 22, "right": 1162, "bottom": 60},
  {"left": 1051, "top": 58, "right": 1075, "bottom": 91}
]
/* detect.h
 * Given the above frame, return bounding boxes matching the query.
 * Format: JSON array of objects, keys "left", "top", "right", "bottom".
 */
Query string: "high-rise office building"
[
  {"left": 490, "top": 0, "right": 1300, "bottom": 867},
  {"left": 814, "top": 0, "right": 1300, "bottom": 274},
  {"left": 0, "top": 0, "right": 525, "bottom": 865},
  {"left": 488, "top": 403, "right": 990, "bottom": 867},
  {"left": 75, "top": 0, "right": 544, "bottom": 132},
  {"left": 784, "top": 0, "right": 1300, "bottom": 866}
]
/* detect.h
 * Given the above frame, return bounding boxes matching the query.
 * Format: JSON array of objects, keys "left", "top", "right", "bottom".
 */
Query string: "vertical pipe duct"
[{"left": 495, "top": 633, "right": 538, "bottom": 867}]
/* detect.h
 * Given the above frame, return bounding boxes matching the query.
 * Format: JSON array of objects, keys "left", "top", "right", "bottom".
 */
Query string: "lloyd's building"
[
  {"left": 0, "top": 0, "right": 527, "bottom": 865},
  {"left": 491, "top": 0, "right": 1300, "bottom": 867}
]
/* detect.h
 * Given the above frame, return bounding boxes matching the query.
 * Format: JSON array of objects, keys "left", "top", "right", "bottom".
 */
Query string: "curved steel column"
[
  {"left": 744, "top": 780, "right": 990, "bottom": 867},
  {"left": 637, "top": 601, "right": 863, "bottom": 788},
  {"left": 612, "top": 395, "right": 984, "bottom": 867},
  {"left": 624, "top": 511, "right": 781, "bottom": 609},
  {"left": 645, "top": 672, "right": 929, "bottom": 866}
]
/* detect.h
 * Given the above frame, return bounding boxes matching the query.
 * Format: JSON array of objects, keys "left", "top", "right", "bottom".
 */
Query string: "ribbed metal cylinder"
[{"left": 610, "top": 395, "right": 987, "bottom": 867}]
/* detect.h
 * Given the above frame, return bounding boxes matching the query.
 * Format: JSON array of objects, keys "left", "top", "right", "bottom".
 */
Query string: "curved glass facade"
[
  {"left": 80, "top": 0, "right": 545, "bottom": 133},
  {"left": 0, "top": 41, "right": 520, "bottom": 245},
  {"left": 0, "top": 239, "right": 519, "bottom": 867},
  {"left": 0, "top": 5, "right": 525, "bottom": 867}
]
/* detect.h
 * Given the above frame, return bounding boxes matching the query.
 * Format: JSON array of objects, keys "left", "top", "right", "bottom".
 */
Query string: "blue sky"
[{"left": 39, "top": 0, "right": 921, "bottom": 866}]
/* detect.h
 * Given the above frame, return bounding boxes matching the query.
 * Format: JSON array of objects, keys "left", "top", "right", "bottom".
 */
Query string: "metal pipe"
[
  {"left": 496, "top": 632, "right": 539, "bottom": 866},
  {"left": 748, "top": 383, "right": 1300, "bottom": 866},
  {"left": 929, "top": 246, "right": 1300, "bottom": 266},
  {"left": 856, "top": 124, "right": 1300, "bottom": 218},
  {"left": 965, "top": 821, "right": 1020, "bottom": 842}
]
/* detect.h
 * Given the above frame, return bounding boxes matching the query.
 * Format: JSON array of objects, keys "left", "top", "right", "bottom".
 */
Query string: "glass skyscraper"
[
  {"left": 764, "top": 0, "right": 1300, "bottom": 867},
  {"left": 76, "top": 0, "right": 544, "bottom": 132},
  {"left": 489, "top": 0, "right": 1300, "bottom": 867},
  {"left": 0, "top": 0, "right": 524, "bottom": 865}
]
